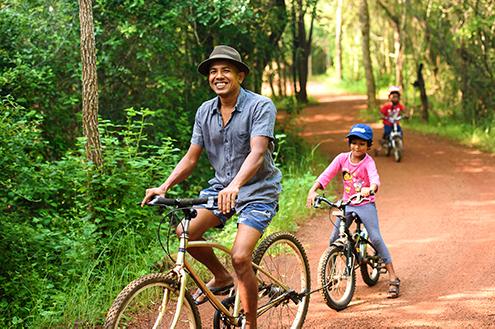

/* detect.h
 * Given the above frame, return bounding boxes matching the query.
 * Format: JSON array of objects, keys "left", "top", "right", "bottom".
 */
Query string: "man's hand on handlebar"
[
  {"left": 141, "top": 187, "right": 166, "bottom": 207},
  {"left": 218, "top": 185, "right": 239, "bottom": 214}
]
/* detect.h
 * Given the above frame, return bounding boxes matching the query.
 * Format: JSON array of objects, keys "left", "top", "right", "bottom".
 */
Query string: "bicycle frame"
[
  {"left": 167, "top": 212, "right": 295, "bottom": 328},
  {"left": 331, "top": 206, "right": 380, "bottom": 277}
]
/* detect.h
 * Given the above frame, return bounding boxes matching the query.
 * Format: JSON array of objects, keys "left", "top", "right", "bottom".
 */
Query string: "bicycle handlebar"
[
  {"left": 314, "top": 192, "right": 374, "bottom": 210},
  {"left": 147, "top": 195, "right": 216, "bottom": 208}
]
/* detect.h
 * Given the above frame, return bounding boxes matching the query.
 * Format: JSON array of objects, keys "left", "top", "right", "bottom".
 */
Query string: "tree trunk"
[
  {"left": 359, "top": 0, "right": 377, "bottom": 111},
  {"left": 282, "top": 55, "right": 290, "bottom": 97},
  {"left": 290, "top": 0, "right": 299, "bottom": 98},
  {"left": 275, "top": 52, "right": 284, "bottom": 97},
  {"left": 78, "top": 0, "right": 102, "bottom": 167},
  {"left": 297, "top": 3, "right": 308, "bottom": 103},
  {"left": 394, "top": 27, "right": 404, "bottom": 89},
  {"left": 294, "top": 0, "right": 317, "bottom": 103},
  {"left": 268, "top": 62, "right": 276, "bottom": 97},
  {"left": 377, "top": 0, "right": 404, "bottom": 91},
  {"left": 335, "top": 0, "right": 343, "bottom": 80},
  {"left": 413, "top": 63, "right": 429, "bottom": 122}
]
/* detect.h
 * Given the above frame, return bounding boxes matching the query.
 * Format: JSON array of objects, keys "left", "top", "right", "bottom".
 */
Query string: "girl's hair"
[{"left": 348, "top": 136, "right": 373, "bottom": 147}]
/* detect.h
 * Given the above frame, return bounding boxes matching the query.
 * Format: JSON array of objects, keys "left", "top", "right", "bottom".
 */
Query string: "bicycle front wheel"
[
  {"left": 318, "top": 246, "right": 356, "bottom": 311},
  {"left": 252, "top": 232, "right": 310, "bottom": 329},
  {"left": 104, "top": 273, "right": 201, "bottom": 329},
  {"left": 393, "top": 137, "right": 403, "bottom": 162}
]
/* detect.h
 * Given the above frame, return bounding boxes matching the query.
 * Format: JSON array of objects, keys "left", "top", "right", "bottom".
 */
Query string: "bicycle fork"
[
  {"left": 345, "top": 241, "right": 355, "bottom": 276},
  {"left": 167, "top": 217, "right": 192, "bottom": 329}
]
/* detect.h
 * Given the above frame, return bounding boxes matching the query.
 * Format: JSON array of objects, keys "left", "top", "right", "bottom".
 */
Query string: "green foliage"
[
  {"left": 0, "top": 0, "right": 291, "bottom": 158},
  {"left": 405, "top": 111, "right": 495, "bottom": 153},
  {"left": 0, "top": 1, "right": 81, "bottom": 158},
  {"left": 0, "top": 99, "right": 188, "bottom": 328}
]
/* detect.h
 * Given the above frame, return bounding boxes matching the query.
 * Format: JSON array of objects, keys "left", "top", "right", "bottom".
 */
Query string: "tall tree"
[
  {"left": 359, "top": 0, "right": 377, "bottom": 110},
  {"left": 290, "top": 0, "right": 319, "bottom": 103},
  {"left": 413, "top": 63, "right": 429, "bottom": 122},
  {"left": 377, "top": 0, "right": 406, "bottom": 91},
  {"left": 78, "top": 0, "right": 102, "bottom": 167},
  {"left": 335, "top": 0, "right": 344, "bottom": 80}
]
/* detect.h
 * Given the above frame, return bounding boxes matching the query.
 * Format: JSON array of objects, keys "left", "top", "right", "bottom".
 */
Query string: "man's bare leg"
[{"left": 231, "top": 224, "right": 262, "bottom": 329}]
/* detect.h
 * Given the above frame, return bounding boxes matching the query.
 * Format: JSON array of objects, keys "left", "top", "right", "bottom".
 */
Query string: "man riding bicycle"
[{"left": 141, "top": 45, "right": 281, "bottom": 329}]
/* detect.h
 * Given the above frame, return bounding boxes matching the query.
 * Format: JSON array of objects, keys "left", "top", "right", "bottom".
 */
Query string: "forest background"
[{"left": 1, "top": 0, "right": 493, "bottom": 327}]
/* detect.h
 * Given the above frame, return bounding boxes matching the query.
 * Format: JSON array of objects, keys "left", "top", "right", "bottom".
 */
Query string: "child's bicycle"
[
  {"left": 313, "top": 193, "right": 387, "bottom": 311},
  {"left": 377, "top": 110, "right": 406, "bottom": 162},
  {"left": 104, "top": 196, "right": 311, "bottom": 328}
]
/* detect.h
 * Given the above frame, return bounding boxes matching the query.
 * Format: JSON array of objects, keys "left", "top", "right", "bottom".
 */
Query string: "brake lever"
[{"left": 313, "top": 197, "right": 322, "bottom": 208}]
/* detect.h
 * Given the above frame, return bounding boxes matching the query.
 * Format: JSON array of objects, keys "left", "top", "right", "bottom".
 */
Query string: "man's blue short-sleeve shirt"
[{"left": 191, "top": 88, "right": 282, "bottom": 210}]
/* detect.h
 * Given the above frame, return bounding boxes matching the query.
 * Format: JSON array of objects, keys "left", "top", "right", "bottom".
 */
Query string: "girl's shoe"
[{"left": 387, "top": 278, "right": 400, "bottom": 298}]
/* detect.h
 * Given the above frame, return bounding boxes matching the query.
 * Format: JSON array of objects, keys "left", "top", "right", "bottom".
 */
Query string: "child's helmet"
[
  {"left": 346, "top": 123, "right": 373, "bottom": 141},
  {"left": 388, "top": 85, "right": 401, "bottom": 96}
]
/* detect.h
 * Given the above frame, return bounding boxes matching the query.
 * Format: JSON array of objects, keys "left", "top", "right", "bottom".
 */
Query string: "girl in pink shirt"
[{"left": 306, "top": 123, "right": 400, "bottom": 298}]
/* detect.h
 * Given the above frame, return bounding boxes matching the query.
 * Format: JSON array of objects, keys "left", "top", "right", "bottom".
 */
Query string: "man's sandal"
[
  {"left": 387, "top": 278, "right": 400, "bottom": 299},
  {"left": 192, "top": 283, "right": 235, "bottom": 305}
]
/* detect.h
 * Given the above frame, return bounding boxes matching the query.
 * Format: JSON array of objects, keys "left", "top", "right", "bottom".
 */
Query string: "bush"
[{"left": 0, "top": 100, "right": 189, "bottom": 327}]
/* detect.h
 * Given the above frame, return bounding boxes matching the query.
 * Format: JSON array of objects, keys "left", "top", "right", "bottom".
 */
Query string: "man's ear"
[{"left": 238, "top": 71, "right": 246, "bottom": 84}]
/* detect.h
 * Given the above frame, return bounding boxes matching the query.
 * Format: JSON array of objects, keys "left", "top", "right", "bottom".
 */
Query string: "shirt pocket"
[{"left": 233, "top": 131, "right": 251, "bottom": 152}]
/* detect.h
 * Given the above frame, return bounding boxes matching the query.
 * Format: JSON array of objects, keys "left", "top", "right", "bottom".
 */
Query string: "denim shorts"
[{"left": 198, "top": 186, "right": 278, "bottom": 234}]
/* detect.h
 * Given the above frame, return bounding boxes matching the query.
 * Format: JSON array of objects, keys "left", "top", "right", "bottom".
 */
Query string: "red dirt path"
[{"left": 294, "top": 85, "right": 495, "bottom": 328}]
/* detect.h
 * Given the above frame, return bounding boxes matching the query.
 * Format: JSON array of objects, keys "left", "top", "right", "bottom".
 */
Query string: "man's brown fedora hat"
[{"left": 198, "top": 45, "right": 250, "bottom": 76}]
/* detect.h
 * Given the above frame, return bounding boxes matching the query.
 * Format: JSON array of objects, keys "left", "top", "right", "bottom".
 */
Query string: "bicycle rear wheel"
[
  {"left": 104, "top": 273, "right": 201, "bottom": 329},
  {"left": 318, "top": 245, "right": 356, "bottom": 311},
  {"left": 252, "top": 232, "right": 310, "bottom": 328}
]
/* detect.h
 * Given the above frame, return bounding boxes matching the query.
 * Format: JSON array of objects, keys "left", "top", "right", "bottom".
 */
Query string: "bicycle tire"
[
  {"left": 104, "top": 273, "right": 201, "bottom": 329},
  {"left": 385, "top": 142, "right": 391, "bottom": 156},
  {"left": 359, "top": 243, "right": 381, "bottom": 287},
  {"left": 252, "top": 232, "right": 310, "bottom": 328},
  {"left": 393, "top": 137, "right": 402, "bottom": 162},
  {"left": 318, "top": 245, "right": 356, "bottom": 311}
]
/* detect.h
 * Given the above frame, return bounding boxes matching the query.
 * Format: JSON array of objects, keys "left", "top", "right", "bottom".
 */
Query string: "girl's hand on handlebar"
[
  {"left": 360, "top": 187, "right": 374, "bottom": 197},
  {"left": 141, "top": 187, "right": 166, "bottom": 207},
  {"left": 306, "top": 190, "right": 319, "bottom": 208}
]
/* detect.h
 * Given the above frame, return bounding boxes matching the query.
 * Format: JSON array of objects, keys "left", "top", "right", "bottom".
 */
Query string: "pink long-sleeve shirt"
[{"left": 317, "top": 152, "right": 380, "bottom": 204}]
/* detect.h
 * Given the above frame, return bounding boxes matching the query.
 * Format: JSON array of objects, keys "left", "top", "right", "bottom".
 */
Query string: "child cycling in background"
[
  {"left": 379, "top": 86, "right": 407, "bottom": 150},
  {"left": 306, "top": 123, "right": 401, "bottom": 298}
]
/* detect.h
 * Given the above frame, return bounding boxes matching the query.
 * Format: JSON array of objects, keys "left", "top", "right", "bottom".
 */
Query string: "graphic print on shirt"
[
  {"left": 343, "top": 168, "right": 364, "bottom": 194},
  {"left": 343, "top": 169, "right": 353, "bottom": 194},
  {"left": 353, "top": 176, "right": 364, "bottom": 192}
]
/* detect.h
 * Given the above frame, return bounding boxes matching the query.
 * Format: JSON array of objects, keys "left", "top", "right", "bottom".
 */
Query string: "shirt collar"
[{"left": 212, "top": 87, "right": 246, "bottom": 114}]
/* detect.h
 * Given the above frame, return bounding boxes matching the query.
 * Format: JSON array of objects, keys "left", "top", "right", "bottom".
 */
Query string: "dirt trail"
[{"left": 294, "top": 85, "right": 495, "bottom": 328}]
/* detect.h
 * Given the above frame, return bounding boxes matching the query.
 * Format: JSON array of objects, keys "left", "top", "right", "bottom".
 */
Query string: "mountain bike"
[
  {"left": 313, "top": 193, "right": 387, "bottom": 311},
  {"left": 104, "top": 196, "right": 311, "bottom": 328}
]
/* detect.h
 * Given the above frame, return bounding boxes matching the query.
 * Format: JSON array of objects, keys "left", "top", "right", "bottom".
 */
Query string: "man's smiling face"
[{"left": 208, "top": 60, "right": 245, "bottom": 98}]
